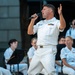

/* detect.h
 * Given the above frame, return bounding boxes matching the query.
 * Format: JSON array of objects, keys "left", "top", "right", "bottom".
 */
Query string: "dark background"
[{"left": 20, "top": 0, "right": 75, "bottom": 52}]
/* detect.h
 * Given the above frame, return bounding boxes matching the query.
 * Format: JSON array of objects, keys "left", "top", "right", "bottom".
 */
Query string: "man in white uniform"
[
  {"left": 27, "top": 4, "right": 66, "bottom": 75},
  {"left": 0, "top": 67, "right": 12, "bottom": 75},
  {"left": 4, "top": 39, "right": 28, "bottom": 75}
]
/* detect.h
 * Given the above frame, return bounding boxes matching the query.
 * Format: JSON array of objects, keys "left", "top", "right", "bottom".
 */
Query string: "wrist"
[
  {"left": 59, "top": 13, "right": 63, "bottom": 16},
  {"left": 71, "top": 66, "right": 74, "bottom": 69}
]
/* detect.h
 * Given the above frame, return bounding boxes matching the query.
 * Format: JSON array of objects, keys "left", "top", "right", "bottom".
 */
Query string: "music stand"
[{"left": 7, "top": 49, "right": 25, "bottom": 75}]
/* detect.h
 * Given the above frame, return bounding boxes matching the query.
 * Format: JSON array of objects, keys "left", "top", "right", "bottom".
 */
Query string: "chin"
[{"left": 42, "top": 16, "right": 46, "bottom": 19}]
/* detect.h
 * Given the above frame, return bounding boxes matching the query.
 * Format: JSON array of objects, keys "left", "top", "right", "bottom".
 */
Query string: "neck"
[
  {"left": 46, "top": 14, "right": 54, "bottom": 20},
  {"left": 73, "top": 27, "right": 75, "bottom": 29},
  {"left": 67, "top": 46, "right": 72, "bottom": 50},
  {"left": 10, "top": 47, "right": 15, "bottom": 51}
]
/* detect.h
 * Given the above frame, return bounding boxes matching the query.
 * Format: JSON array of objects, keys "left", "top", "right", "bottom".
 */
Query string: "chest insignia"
[{"left": 48, "top": 23, "right": 54, "bottom": 26}]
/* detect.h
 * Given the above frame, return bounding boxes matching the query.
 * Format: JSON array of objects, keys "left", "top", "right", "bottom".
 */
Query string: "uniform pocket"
[
  {"left": 52, "top": 46, "right": 57, "bottom": 55},
  {"left": 46, "top": 26, "right": 54, "bottom": 36}
]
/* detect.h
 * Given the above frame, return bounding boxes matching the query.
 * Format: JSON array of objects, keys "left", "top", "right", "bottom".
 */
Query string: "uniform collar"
[
  {"left": 44, "top": 17, "right": 56, "bottom": 22},
  {"left": 8, "top": 47, "right": 14, "bottom": 53},
  {"left": 32, "top": 46, "right": 37, "bottom": 51},
  {"left": 65, "top": 46, "right": 73, "bottom": 52},
  {"left": 65, "top": 47, "right": 75, "bottom": 54}
]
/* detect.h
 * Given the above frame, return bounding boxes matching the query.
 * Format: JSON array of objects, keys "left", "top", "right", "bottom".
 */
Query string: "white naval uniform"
[
  {"left": 60, "top": 47, "right": 75, "bottom": 75},
  {"left": 4, "top": 47, "right": 28, "bottom": 75},
  {"left": 28, "top": 17, "right": 63, "bottom": 75},
  {"left": 0, "top": 67, "right": 12, "bottom": 75}
]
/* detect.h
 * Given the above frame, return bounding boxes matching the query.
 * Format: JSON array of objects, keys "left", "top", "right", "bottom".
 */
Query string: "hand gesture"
[{"left": 58, "top": 4, "right": 62, "bottom": 15}]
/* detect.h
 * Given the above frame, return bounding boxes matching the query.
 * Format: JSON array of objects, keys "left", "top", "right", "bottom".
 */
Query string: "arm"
[
  {"left": 62, "top": 58, "right": 75, "bottom": 70},
  {"left": 4, "top": 51, "right": 10, "bottom": 63},
  {"left": 27, "top": 48, "right": 34, "bottom": 63},
  {"left": 60, "top": 48, "right": 75, "bottom": 70},
  {"left": 55, "top": 61, "right": 61, "bottom": 66},
  {"left": 27, "top": 13, "right": 38, "bottom": 35},
  {"left": 29, "top": 58, "right": 32, "bottom": 63},
  {"left": 58, "top": 4, "right": 66, "bottom": 30}
]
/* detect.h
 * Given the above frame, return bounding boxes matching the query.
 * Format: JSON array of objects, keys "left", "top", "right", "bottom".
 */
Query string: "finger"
[
  {"left": 58, "top": 7, "right": 59, "bottom": 10},
  {"left": 31, "top": 13, "right": 37, "bottom": 18},
  {"left": 60, "top": 4, "right": 62, "bottom": 10}
]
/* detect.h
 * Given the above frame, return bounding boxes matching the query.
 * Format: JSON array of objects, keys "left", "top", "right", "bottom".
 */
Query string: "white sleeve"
[
  {"left": 4, "top": 50, "right": 11, "bottom": 63},
  {"left": 4, "top": 50, "right": 10, "bottom": 60},
  {"left": 60, "top": 48, "right": 66, "bottom": 59},
  {"left": 33, "top": 21, "right": 42, "bottom": 34},
  {"left": 56, "top": 20, "right": 64, "bottom": 32},
  {"left": 33, "top": 24, "right": 38, "bottom": 34},
  {"left": 27, "top": 48, "right": 34, "bottom": 59}
]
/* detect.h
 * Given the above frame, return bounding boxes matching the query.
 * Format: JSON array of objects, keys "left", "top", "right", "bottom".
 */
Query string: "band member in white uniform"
[
  {"left": 60, "top": 36, "right": 75, "bottom": 75},
  {"left": 4, "top": 39, "right": 28, "bottom": 75},
  {"left": 27, "top": 4, "right": 66, "bottom": 75},
  {"left": 27, "top": 37, "right": 37, "bottom": 63}
]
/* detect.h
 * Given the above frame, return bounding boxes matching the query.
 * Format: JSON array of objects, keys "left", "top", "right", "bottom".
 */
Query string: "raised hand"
[{"left": 58, "top": 4, "right": 62, "bottom": 15}]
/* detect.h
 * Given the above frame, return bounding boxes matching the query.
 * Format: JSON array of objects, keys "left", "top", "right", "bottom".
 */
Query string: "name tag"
[{"left": 48, "top": 24, "right": 54, "bottom": 26}]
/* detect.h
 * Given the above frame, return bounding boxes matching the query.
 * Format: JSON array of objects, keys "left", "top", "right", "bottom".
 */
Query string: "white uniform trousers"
[
  {"left": 40, "top": 69, "right": 48, "bottom": 75},
  {"left": 28, "top": 45, "right": 57, "bottom": 75},
  {"left": 6, "top": 64, "right": 28, "bottom": 75},
  {"left": 63, "top": 66, "right": 75, "bottom": 75},
  {"left": 0, "top": 67, "right": 12, "bottom": 75}
]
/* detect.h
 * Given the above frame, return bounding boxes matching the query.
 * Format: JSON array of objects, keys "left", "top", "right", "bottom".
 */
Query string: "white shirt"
[
  {"left": 66, "top": 28, "right": 75, "bottom": 39},
  {"left": 27, "top": 46, "right": 36, "bottom": 59},
  {"left": 60, "top": 47, "right": 75, "bottom": 67},
  {"left": 33, "top": 17, "right": 63, "bottom": 45}
]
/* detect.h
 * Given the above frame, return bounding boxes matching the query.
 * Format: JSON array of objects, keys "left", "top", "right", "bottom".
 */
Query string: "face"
[
  {"left": 65, "top": 37, "right": 73, "bottom": 47},
  {"left": 41, "top": 6, "right": 53, "bottom": 19},
  {"left": 72, "top": 20, "right": 75, "bottom": 28},
  {"left": 11, "top": 41, "right": 18, "bottom": 50},
  {"left": 31, "top": 39, "right": 37, "bottom": 49},
  {"left": 59, "top": 38, "right": 65, "bottom": 44}
]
